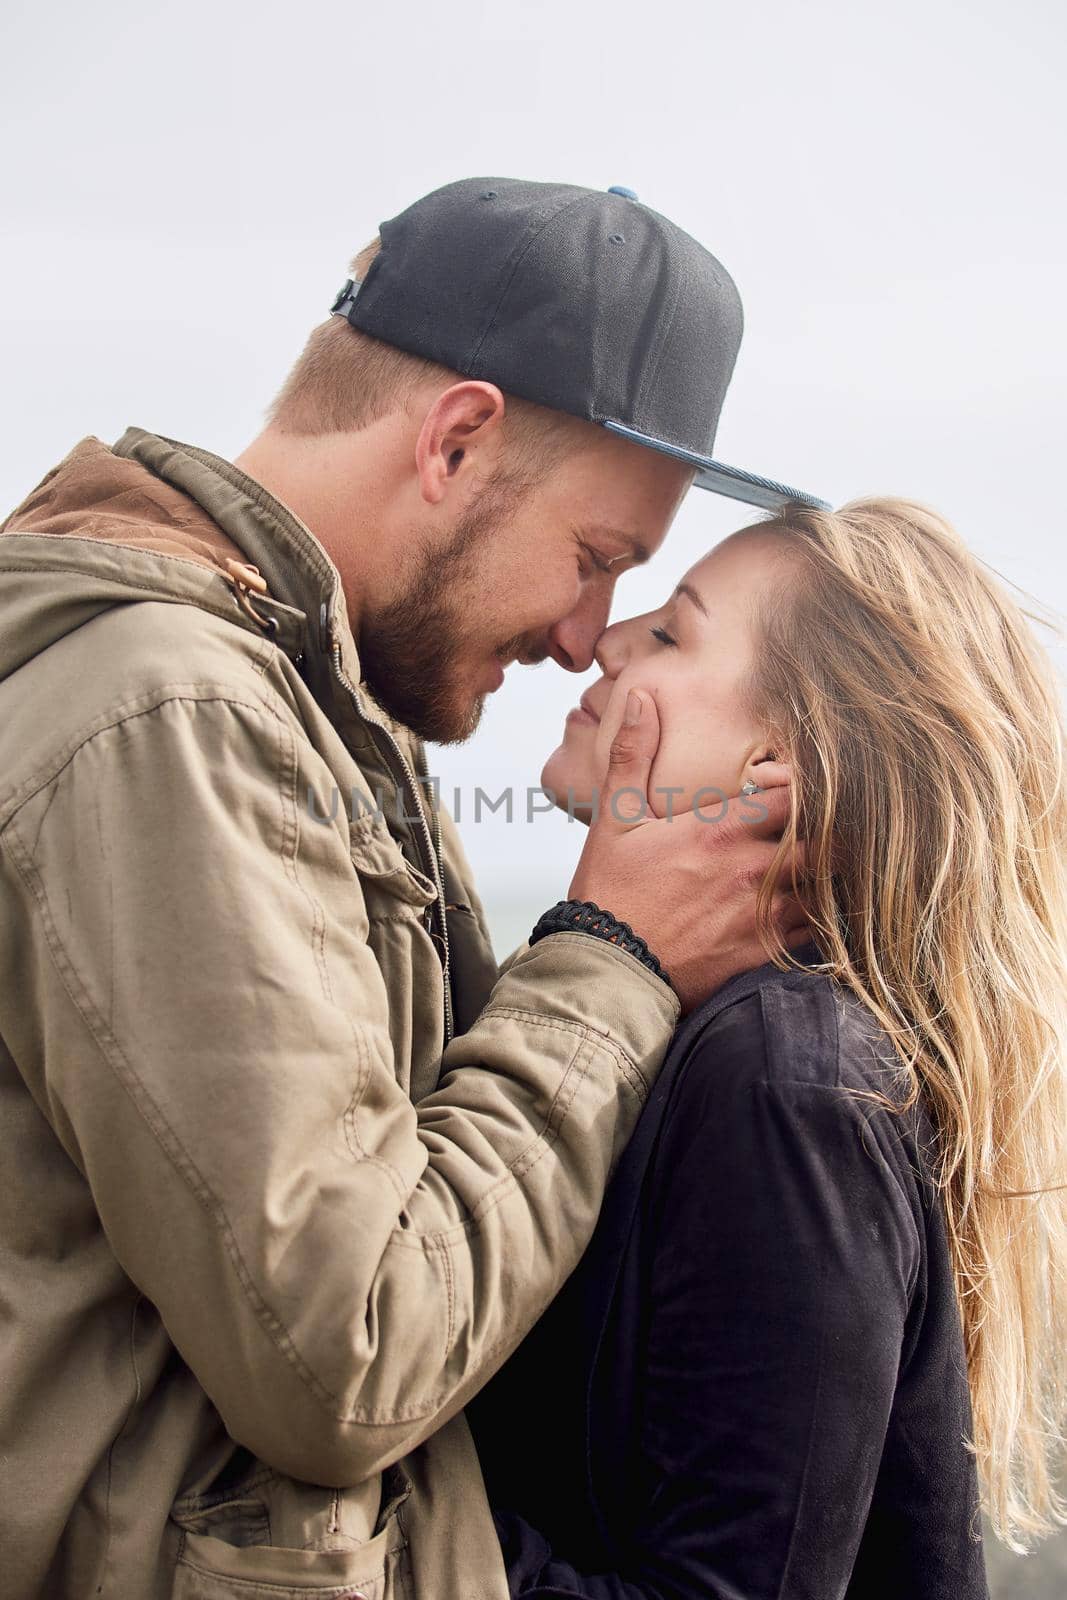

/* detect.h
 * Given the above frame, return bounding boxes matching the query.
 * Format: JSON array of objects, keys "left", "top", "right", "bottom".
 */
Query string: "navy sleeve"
[{"left": 501, "top": 991, "right": 923, "bottom": 1600}]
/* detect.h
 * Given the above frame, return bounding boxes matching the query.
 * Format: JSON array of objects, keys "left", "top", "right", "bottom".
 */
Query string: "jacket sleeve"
[
  {"left": 0, "top": 687, "right": 678, "bottom": 1487},
  {"left": 493, "top": 995, "right": 923, "bottom": 1600}
]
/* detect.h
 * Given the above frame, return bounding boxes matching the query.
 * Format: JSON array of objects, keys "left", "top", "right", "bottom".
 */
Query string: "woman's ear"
[
  {"left": 742, "top": 744, "right": 791, "bottom": 790},
  {"left": 743, "top": 757, "right": 792, "bottom": 791}
]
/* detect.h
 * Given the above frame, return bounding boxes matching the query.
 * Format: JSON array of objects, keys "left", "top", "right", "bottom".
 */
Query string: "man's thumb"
[{"left": 600, "top": 690, "right": 659, "bottom": 829}]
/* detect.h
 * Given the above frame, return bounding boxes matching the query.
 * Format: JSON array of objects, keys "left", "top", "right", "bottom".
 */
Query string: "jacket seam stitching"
[
  {"left": 0, "top": 682, "right": 288, "bottom": 832},
  {"left": 0, "top": 558, "right": 262, "bottom": 630},
  {"left": 430, "top": 1232, "right": 456, "bottom": 1356},
  {"left": 1, "top": 534, "right": 260, "bottom": 587},
  {"left": 381, "top": 1031, "right": 597, "bottom": 1258},
  {"left": 4, "top": 671, "right": 423, "bottom": 1205},
  {"left": 340, "top": 1009, "right": 411, "bottom": 1207},
  {"left": 274, "top": 695, "right": 333, "bottom": 1006},
  {"left": 365, "top": 910, "right": 436, "bottom": 926},
  {"left": 522, "top": 930, "right": 679, "bottom": 1009},
  {"left": 175, "top": 1550, "right": 397, "bottom": 1592},
  {"left": 473, "top": 1005, "right": 650, "bottom": 1100},
  {"left": 372, "top": 1024, "right": 604, "bottom": 1260}
]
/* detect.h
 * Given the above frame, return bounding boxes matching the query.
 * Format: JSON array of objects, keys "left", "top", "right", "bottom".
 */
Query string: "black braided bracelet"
[{"left": 528, "top": 899, "right": 671, "bottom": 987}]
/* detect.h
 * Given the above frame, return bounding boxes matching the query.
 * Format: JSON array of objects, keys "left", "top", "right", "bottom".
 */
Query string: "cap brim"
[{"left": 601, "top": 420, "right": 831, "bottom": 513}]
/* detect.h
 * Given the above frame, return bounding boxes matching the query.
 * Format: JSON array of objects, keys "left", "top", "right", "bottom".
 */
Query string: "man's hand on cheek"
[{"left": 569, "top": 691, "right": 810, "bottom": 1013}]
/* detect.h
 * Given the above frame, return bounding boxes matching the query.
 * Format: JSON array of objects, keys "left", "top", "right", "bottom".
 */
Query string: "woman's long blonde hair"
[{"left": 748, "top": 498, "right": 1067, "bottom": 1550}]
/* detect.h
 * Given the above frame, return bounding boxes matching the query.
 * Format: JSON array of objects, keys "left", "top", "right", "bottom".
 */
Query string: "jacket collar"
[
  {"left": 112, "top": 426, "right": 360, "bottom": 692},
  {"left": 110, "top": 429, "right": 429, "bottom": 770}
]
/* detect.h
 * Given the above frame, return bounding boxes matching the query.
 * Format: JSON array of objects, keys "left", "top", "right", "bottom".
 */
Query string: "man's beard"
[{"left": 357, "top": 480, "right": 542, "bottom": 745}]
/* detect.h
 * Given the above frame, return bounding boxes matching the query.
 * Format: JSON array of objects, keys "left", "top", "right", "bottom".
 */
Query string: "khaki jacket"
[{"left": 0, "top": 430, "right": 679, "bottom": 1598}]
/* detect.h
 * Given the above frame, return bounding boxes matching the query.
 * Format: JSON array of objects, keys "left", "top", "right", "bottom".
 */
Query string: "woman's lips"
[{"left": 567, "top": 690, "right": 602, "bottom": 727}]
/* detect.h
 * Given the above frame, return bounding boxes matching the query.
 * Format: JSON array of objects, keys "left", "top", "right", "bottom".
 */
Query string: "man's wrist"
[{"left": 529, "top": 900, "right": 671, "bottom": 988}]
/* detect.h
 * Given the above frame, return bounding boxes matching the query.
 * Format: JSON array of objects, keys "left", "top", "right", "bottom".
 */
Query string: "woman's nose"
[{"left": 594, "top": 616, "right": 635, "bottom": 678}]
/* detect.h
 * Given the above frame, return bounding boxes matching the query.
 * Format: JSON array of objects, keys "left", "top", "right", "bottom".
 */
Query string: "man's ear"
[{"left": 414, "top": 381, "right": 508, "bottom": 505}]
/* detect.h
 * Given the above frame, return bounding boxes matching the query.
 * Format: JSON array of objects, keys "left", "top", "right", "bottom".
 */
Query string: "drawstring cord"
[{"left": 223, "top": 558, "right": 278, "bottom": 635}]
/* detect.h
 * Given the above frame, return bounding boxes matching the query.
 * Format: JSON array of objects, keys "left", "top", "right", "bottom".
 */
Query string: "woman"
[{"left": 468, "top": 498, "right": 1067, "bottom": 1599}]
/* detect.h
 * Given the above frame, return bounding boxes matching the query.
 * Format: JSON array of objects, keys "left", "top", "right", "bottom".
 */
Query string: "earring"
[{"left": 740, "top": 780, "right": 761, "bottom": 796}]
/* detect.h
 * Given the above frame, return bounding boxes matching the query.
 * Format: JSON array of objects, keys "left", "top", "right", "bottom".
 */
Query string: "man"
[{"left": 0, "top": 178, "right": 826, "bottom": 1598}]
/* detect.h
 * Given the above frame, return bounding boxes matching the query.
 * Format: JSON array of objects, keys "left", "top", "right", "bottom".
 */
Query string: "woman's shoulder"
[
  {"left": 662, "top": 950, "right": 923, "bottom": 1198},
  {"left": 654, "top": 957, "right": 927, "bottom": 1261},
  {"left": 679, "top": 945, "right": 905, "bottom": 1103}
]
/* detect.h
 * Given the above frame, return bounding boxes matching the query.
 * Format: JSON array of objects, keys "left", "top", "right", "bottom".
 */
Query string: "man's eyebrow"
[
  {"left": 581, "top": 525, "right": 652, "bottom": 565},
  {"left": 675, "top": 581, "right": 708, "bottom": 616}
]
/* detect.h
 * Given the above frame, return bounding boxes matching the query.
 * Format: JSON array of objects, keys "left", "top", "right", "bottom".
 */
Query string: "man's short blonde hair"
[{"left": 266, "top": 239, "right": 590, "bottom": 480}]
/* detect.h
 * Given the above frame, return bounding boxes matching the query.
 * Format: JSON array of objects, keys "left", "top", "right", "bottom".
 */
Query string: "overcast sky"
[{"left": 3, "top": 0, "right": 1064, "bottom": 953}]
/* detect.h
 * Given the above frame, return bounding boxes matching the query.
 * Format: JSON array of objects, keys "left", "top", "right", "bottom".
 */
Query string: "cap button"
[{"left": 607, "top": 185, "right": 638, "bottom": 200}]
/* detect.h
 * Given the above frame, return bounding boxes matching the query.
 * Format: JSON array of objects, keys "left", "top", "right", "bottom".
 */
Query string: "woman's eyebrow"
[{"left": 675, "top": 581, "right": 708, "bottom": 616}]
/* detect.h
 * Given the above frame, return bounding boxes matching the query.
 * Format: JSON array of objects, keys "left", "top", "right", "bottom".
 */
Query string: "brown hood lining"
[{"left": 2, "top": 437, "right": 259, "bottom": 583}]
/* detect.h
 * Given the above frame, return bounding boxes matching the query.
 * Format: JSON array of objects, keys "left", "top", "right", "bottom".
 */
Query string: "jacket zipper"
[{"left": 330, "top": 641, "right": 454, "bottom": 1047}]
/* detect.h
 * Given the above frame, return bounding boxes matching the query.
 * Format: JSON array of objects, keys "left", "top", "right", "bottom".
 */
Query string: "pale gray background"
[{"left": 2, "top": 0, "right": 1064, "bottom": 1590}]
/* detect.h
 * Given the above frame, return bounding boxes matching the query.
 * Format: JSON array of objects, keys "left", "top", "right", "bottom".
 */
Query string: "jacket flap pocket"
[
  {"left": 174, "top": 1519, "right": 408, "bottom": 1597},
  {"left": 347, "top": 813, "right": 437, "bottom": 908}
]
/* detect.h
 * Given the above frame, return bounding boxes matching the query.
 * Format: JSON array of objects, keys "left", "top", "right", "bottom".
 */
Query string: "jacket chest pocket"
[{"left": 347, "top": 811, "right": 438, "bottom": 923}]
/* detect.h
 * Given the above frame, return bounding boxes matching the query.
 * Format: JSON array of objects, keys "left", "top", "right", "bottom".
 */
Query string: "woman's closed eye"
[{"left": 649, "top": 624, "right": 678, "bottom": 648}]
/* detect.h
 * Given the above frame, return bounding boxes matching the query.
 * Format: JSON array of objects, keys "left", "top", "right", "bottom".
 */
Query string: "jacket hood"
[{"left": 0, "top": 435, "right": 322, "bottom": 683}]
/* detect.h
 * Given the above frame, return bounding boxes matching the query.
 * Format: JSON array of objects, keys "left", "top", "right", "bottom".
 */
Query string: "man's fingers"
[
  {"left": 732, "top": 780, "right": 795, "bottom": 837},
  {"left": 686, "top": 779, "right": 798, "bottom": 846},
  {"left": 770, "top": 886, "right": 814, "bottom": 945},
  {"left": 599, "top": 690, "right": 660, "bottom": 830},
  {"left": 767, "top": 833, "right": 810, "bottom": 883}
]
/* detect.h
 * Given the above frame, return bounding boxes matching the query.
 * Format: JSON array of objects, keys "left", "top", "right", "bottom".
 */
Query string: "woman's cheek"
[{"left": 545, "top": 718, "right": 600, "bottom": 800}]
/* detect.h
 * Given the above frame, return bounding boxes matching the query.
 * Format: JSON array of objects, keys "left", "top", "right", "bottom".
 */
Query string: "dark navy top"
[{"left": 469, "top": 946, "right": 989, "bottom": 1599}]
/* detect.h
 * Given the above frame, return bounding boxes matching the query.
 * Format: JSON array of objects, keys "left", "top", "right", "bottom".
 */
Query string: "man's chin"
[
  {"left": 413, "top": 691, "right": 488, "bottom": 747},
  {"left": 360, "top": 679, "right": 485, "bottom": 746},
  {"left": 434, "top": 694, "right": 487, "bottom": 747}
]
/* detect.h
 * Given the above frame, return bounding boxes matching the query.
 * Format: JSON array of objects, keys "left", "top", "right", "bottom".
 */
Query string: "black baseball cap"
[{"left": 330, "top": 177, "right": 829, "bottom": 513}]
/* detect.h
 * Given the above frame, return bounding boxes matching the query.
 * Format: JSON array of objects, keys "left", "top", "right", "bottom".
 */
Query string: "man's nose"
[{"left": 546, "top": 590, "right": 613, "bottom": 673}]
